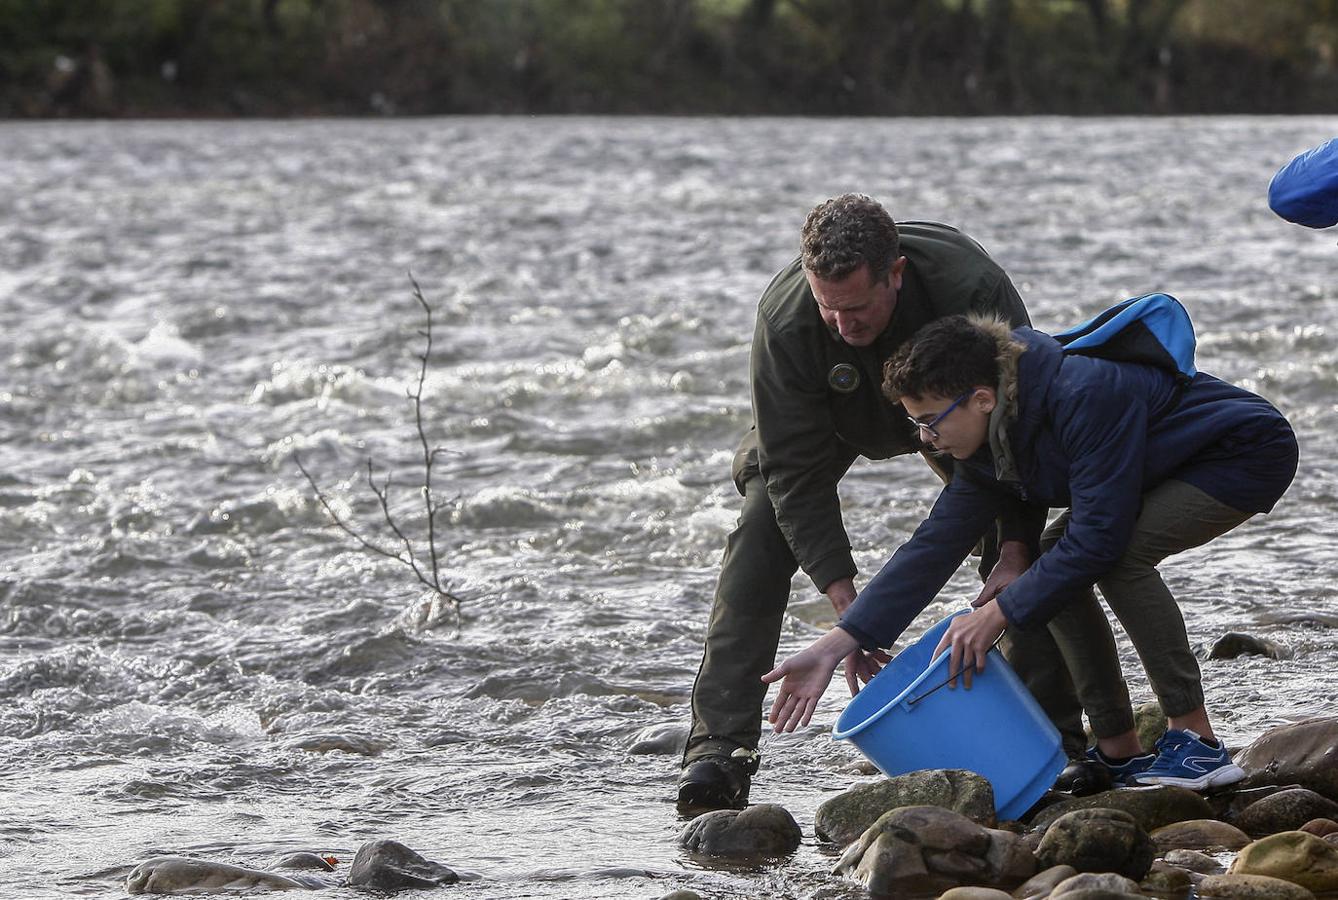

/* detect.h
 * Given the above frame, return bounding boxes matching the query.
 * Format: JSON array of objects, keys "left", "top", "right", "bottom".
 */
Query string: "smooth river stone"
[
  {"left": 936, "top": 887, "right": 1013, "bottom": 899},
  {"left": 814, "top": 768, "right": 996, "bottom": 846},
  {"left": 1036, "top": 808, "right": 1154, "bottom": 880},
  {"left": 1236, "top": 788, "right": 1338, "bottom": 837},
  {"left": 1150, "top": 818, "right": 1250, "bottom": 852},
  {"left": 1163, "top": 847, "right": 1224, "bottom": 874},
  {"left": 126, "top": 857, "right": 309, "bottom": 894},
  {"left": 1301, "top": 818, "right": 1338, "bottom": 837},
  {"left": 678, "top": 804, "right": 801, "bottom": 857},
  {"left": 1237, "top": 717, "right": 1338, "bottom": 802},
  {"left": 1228, "top": 830, "right": 1338, "bottom": 892},
  {"left": 1049, "top": 871, "right": 1143, "bottom": 896},
  {"left": 627, "top": 722, "right": 688, "bottom": 755},
  {"left": 1013, "top": 864, "right": 1078, "bottom": 897},
  {"left": 1031, "top": 786, "right": 1213, "bottom": 834},
  {"left": 1197, "top": 872, "right": 1317, "bottom": 900},
  {"left": 832, "top": 805, "right": 1034, "bottom": 897},
  {"left": 1140, "top": 858, "right": 1193, "bottom": 894},
  {"left": 1206, "top": 632, "right": 1292, "bottom": 660},
  {"left": 347, "top": 840, "right": 458, "bottom": 890}
]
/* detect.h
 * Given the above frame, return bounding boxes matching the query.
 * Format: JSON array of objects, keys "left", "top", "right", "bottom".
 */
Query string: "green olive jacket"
[{"left": 734, "top": 221, "right": 1031, "bottom": 592}]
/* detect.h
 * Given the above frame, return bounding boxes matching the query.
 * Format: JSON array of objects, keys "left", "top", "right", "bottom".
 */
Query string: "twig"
[{"left": 295, "top": 275, "right": 464, "bottom": 618}]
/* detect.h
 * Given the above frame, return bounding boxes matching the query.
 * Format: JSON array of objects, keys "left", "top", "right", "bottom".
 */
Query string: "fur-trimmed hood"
[{"left": 968, "top": 316, "right": 1027, "bottom": 484}]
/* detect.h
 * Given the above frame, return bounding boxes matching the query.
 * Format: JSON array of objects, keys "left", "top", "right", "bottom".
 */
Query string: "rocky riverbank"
[{"left": 672, "top": 716, "right": 1338, "bottom": 899}]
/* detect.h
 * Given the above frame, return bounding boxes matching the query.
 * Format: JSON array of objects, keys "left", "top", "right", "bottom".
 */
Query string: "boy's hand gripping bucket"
[{"left": 832, "top": 611, "right": 1066, "bottom": 821}]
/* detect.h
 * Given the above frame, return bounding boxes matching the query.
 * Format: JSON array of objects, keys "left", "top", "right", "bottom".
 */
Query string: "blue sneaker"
[
  {"left": 1131, "top": 729, "right": 1245, "bottom": 790},
  {"left": 1085, "top": 745, "right": 1157, "bottom": 785}
]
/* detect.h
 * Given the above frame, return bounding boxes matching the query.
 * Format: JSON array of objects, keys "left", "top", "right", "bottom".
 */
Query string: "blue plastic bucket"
[{"left": 832, "top": 611, "right": 1066, "bottom": 821}]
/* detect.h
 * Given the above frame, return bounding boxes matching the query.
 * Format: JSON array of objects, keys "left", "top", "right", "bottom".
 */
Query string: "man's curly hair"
[
  {"left": 883, "top": 316, "right": 1000, "bottom": 402},
  {"left": 801, "top": 194, "right": 900, "bottom": 284}
]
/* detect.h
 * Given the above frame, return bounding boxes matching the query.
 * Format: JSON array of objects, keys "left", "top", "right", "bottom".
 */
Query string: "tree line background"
[{"left": 4, "top": 0, "right": 1337, "bottom": 117}]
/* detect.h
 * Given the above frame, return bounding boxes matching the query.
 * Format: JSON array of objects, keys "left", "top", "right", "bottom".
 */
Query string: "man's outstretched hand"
[{"left": 761, "top": 627, "right": 861, "bottom": 732}]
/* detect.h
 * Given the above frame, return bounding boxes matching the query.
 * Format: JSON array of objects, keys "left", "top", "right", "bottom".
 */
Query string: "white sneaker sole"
[{"left": 1133, "top": 762, "right": 1246, "bottom": 790}]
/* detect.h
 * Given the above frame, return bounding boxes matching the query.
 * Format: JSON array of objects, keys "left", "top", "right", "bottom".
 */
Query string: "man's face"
[
  {"left": 902, "top": 389, "right": 996, "bottom": 460},
  {"left": 806, "top": 259, "right": 905, "bottom": 347}
]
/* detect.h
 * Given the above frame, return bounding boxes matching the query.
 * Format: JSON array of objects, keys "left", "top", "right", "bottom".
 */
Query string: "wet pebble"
[
  {"left": 1228, "top": 830, "right": 1338, "bottom": 892},
  {"left": 1301, "top": 818, "right": 1338, "bottom": 837},
  {"left": 1150, "top": 818, "right": 1250, "bottom": 852},
  {"left": 1049, "top": 871, "right": 1142, "bottom": 896},
  {"left": 347, "top": 840, "right": 458, "bottom": 890},
  {"left": 1163, "top": 848, "right": 1223, "bottom": 874},
  {"left": 1013, "top": 863, "right": 1077, "bottom": 897},
  {"left": 1205, "top": 632, "right": 1292, "bottom": 660},
  {"left": 627, "top": 722, "right": 687, "bottom": 756},
  {"left": 1235, "top": 788, "right": 1338, "bottom": 837},
  {"left": 1140, "top": 858, "right": 1192, "bottom": 894},
  {"left": 126, "top": 857, "right": 309, "bottom": 894},
  {"left": 1198, "top": 872, "right": 1317, "bottom": 899}
]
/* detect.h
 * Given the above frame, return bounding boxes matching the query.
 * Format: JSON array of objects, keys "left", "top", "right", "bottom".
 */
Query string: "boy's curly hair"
[{"left": 883, "top": 315, "right": 1001, "bottom": 401}]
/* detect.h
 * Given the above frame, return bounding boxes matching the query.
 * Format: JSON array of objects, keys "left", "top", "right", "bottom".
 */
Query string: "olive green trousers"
[{"left": 1003, "top": 479, "right": 1253, "bottom": 744}]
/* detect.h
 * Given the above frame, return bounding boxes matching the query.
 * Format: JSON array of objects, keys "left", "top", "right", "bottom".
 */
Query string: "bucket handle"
[{"left": 902, "top": 635, "right": 1004, "bottom": 709}]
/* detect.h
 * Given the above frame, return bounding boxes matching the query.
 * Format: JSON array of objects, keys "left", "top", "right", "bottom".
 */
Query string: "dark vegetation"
[{"left": 4, "top": 0, "right": 1337, "bottom": 117}]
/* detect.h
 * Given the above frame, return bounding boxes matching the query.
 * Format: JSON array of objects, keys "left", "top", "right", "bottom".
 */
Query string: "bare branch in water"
[{"left": 295, "top": 274, "right": 464, "bottom": 618}]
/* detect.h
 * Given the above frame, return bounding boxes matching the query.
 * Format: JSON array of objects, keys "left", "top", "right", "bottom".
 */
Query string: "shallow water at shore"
[{"left": 2, "top": 115, "right": 1337, "bottom": 898}]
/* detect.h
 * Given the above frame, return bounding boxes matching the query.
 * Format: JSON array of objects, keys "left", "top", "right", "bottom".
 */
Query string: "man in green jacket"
[{"left": 679, "top": 194, "right": 1046, "bottom": 808}]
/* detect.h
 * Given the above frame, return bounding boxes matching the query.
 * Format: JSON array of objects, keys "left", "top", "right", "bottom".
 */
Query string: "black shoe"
[
  {"left": 1053, "top": 757, "right": 1114, "bottom": 796},
  {"left": 676, "top": 754, "right": 753, "bottom": 811}
]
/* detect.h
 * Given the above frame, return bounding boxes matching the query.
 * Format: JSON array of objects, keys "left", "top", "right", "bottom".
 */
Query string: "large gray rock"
[
  {"left": 1235, "top": 789, "right": 1338, "bottom": 837},
  {"left": 1150, "top": 818, "right": 1250, "bottom": 852},
  {"left": 1035, "top": 809, "right": 1154, "bottom": 880},
  {"left": 832, "top": 805, "right": 1033, "bottom": 897},
  {"left": 126, "top": 857, "right": 309, "bottom": 894},
  {"left": 1228, "top": 831, "right": 1338, "bottom": 893},
  {"left": 347, "top": 840, "right": 458, "bottom": 890},
  {"left": 1031, "top": 786, "right": 1213, "bottom": 834},
  {"left": 1198, "top": 872, "right": 1317, "bottom": 899},
  {"left": 937, "top": 888, "right": 1013, "bottom": 899},
  {"left": 815, "top": 769, "right": 996, "bottom": 846},
  {"left": 678, "top": 804, "right": 801, "bottom": 857},
  {"left": 1237, "top": 718, "right": 1338, "bottom": 802}
]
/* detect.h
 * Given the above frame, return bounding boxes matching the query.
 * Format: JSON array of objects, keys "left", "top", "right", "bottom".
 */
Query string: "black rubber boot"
[
  {"left": 676, "top": 755, "right": 754, "bottom": 811},
  {"left": 1053, "top": 757, "right": 1114, "bottom": 796}
]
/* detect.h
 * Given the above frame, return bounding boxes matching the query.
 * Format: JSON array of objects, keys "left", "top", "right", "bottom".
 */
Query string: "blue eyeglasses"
[{"left": 907, "top": 391, "right": 972, "bottom": 441}]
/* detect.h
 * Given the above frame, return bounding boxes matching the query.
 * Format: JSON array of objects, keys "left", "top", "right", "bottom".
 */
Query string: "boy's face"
[{"left": 902, "top": 389, "right": 996, "bottom": 460}]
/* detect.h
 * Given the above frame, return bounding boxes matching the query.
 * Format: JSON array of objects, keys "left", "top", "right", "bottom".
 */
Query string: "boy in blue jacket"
[{"left": 763, "top": 311, "right": 1297, "bottom": 789}]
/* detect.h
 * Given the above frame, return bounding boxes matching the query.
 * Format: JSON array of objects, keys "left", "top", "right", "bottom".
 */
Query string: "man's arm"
[{"left": 750, "top": 311, "right": 859, "bottom": 592}]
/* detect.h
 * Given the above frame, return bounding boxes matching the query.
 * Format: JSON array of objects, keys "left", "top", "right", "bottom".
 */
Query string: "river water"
[{"left": 2, "top": 116, "right": 1336, "bottom": 899}]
